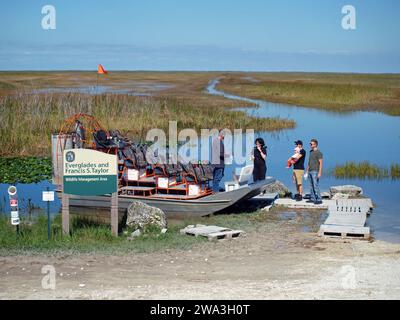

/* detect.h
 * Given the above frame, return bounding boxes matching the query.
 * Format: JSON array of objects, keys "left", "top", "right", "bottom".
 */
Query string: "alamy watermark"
[
  {"left": 342, "top": 5, "right": 356, "bottom": 30},
  {"left": 41, "top": 5, "right": 56, "bottom": 30},
  {"left": 144, "top": 122, "right": 255, "bottom": 166},
  {"left": 340, "top": 265, "right": 357, "bottom": 289},
  {"left": 41, "top": 265, "right": 56, "bottom": 290}
]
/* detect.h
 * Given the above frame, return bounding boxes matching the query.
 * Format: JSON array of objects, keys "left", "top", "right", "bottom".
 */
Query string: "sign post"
[
  {"left": 42, "top": 188, "right": 55, "bottom": 240},
  {"left": 62, "top": 149, "right": 118, "bottom": 236},
  {"left": 7, "top": 186, "right": 19, "bottom": 234}
]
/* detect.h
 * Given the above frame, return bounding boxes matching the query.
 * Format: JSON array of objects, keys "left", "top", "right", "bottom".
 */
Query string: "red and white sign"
[{"left": 10, "top": 199, "right": 18, "bottom": 206}]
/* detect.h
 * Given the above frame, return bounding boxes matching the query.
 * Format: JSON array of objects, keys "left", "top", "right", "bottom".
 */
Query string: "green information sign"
[{"left": 63, "top": 149, "right": 117, "bottom": 196}]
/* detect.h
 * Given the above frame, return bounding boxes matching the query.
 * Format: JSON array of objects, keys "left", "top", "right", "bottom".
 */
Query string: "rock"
[
  {"left": 131, "top": 229, "right": 142, "bottom": 237},
  {"left": 161, "top": 228, "right": 168, "bottom": 234},
  {"left": 261, "top": 204, "right": 273, "bottom": 212},
  {"left": 263, "top": 180, "right": 291, "bottom": 198},
  {"left": 331, "top": 192, "right": 350, "bottom": 200},
  {"left": 330, "top": 185, "right": 363, "bottom": 198},
  {"left": 126, "top": 201, "right": 167, "bottom": 231}
]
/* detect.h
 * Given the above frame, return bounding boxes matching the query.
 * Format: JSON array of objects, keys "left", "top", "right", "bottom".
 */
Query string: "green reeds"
[
  {"left": 332, "top": 161, "right": 400, "bottom": 180},
  {"left": 0, "top": 93, "right": 295, "bottom": 157},
  {"left": 218, "top": 73, "right": 400, "bottom": 115}
]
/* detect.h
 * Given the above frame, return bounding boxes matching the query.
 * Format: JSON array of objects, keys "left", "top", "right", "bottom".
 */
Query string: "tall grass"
[
  {"left": 218, "top": 74, "right": 400, "bottom": 115},
  {"left": 0, "top": 210, "right": 274, "bottom": 255},
  {"left": 332, "top": 161, "right": 400, "bottom": 180},
  {"left": 0, "top": 214, "right": 206, "bottom": 255},
  {"left": 0, "top": 93, "right": 295, "bottom": 157}
]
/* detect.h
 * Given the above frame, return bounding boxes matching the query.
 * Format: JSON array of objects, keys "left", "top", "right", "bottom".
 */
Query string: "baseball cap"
[{"left": 294, "top": 140, "right": 303, "bottom": 146}]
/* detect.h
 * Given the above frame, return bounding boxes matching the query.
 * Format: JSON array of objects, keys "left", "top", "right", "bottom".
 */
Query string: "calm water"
[
  {"left": 1, "top": 79, "right": 399, "bottom": 243},
  {"left": 32, "top": 82, "right": 173, "bottom": 96}
]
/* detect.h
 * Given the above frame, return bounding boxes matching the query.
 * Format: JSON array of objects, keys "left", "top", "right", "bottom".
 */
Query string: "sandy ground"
[{"left": 1, "top": 215, "right": 400, "bottom": 300}]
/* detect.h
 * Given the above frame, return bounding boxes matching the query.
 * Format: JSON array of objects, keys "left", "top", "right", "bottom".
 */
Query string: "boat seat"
[{"left": 225, "top": 165, "right": 254, "bottom": 191}]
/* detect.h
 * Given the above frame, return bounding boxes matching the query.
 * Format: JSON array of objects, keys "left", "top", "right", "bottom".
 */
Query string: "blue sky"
[{"left": 1, "top": 0, "right": 399, "bottom": 72}]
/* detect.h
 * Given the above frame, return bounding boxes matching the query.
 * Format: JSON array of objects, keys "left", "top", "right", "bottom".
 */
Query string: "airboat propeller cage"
[{"left": 51, "top": 113, "right": 104, "bottom": 186}]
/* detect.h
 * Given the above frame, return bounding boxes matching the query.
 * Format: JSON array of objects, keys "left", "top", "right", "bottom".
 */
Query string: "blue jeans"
[
  {"left": 212, "top": 167, "right": 224, "bottom": 192},
  {"left": 309, "top": 171, "right": 321, "bottom": 202}
]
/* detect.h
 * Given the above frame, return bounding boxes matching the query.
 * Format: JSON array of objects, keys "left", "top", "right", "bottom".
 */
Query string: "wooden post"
[
  {"left": 61, "top": 165, "right": 70, "bottom": 235},
  {"left": 61, "top": 192, "right": 70, "bottom": 235},
  {"left": 111, "top": 192, "right": 118, "bottom": 236},
  {"left": 111, "top": 155, "right": 119, "bottom": 236}
]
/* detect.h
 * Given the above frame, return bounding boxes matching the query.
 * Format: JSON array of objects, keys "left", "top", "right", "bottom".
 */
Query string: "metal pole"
[
  {"left": 47, "top": 187, "right": 51, "bottom": 240},
  {"left": 8, "top": 186, "right": 20, "bottom": 235}
]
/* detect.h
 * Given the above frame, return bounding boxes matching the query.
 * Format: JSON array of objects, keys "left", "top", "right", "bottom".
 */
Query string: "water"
[
  {"left": 33, "top": 86, "right": 151, "bottom": 96},
  {"left": 0, "top": 181, "right": 60, "bottom": 217},
  {"left": 32, "top": 82, "right": 174, "bottom": 96},
  {"left": 207, "top": 79, "right": 400, "bottom": 243}
]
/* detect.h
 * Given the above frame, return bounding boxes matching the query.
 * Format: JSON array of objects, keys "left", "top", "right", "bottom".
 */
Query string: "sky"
[{"left": 0, "top": 0, "right": 399, "bottom": 72}]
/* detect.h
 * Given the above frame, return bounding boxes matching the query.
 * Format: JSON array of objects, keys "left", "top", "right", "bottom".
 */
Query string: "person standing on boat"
[
  {"left": 251, "top": 138, "right": 267, "bottom": 182},
  {"left": 211, "top": 130, "right": 225, "bottom": 192},
  {"left": 292, "top": 140, "right": 306, "bottom": 201},
  {"left": 305, "top": 139, "right": 323, "bottom": 205}
]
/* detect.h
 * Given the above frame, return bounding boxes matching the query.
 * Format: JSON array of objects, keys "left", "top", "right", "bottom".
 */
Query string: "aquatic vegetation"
[
  {"left": 391, "top": 164, "right": 400, "bottom": 179},
  {"left": 0, "top": 92, "right": 294, "bottom": 157},
  {"left": 332, "top": 161, "right": 400, "bottom": 180},
  {"left": 0, "top": 157, "right": 52, "bottom": 184}
]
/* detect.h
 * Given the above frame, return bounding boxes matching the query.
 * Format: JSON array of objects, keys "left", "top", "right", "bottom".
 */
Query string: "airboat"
[{"left": 52, "top": 114, "right": 275, "bottom": 217}]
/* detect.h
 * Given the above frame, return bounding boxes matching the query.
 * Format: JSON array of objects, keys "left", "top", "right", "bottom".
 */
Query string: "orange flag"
[{"left": 97, "top": 64, "right": 108, "bottom": 74}]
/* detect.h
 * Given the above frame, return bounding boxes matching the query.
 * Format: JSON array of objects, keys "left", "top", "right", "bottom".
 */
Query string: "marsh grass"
[
  {"left": 218, "top": 73, "right": 400, "bottom": 115},
  {"left": 332, "top": 161, "right": 400, "bottom": 180},
  {"left": 0, "top": 92, "right": 294, "bottom": 157},
  {"left": 0, "top": 210, "right": 272, "bottom": 255},
  {"left": 390, "top": 164, "right": 400, "bottom": 179}
]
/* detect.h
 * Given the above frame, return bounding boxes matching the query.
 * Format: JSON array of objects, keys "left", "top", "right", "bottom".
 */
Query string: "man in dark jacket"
[
  {"left": 211, "top": 130, "right": 225, "bottom": 192},
  {"left": 293, "top": 140, "right": 306, "bottom": 201}
]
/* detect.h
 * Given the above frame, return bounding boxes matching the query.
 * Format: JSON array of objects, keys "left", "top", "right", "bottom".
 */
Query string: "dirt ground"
[{"left": 1, "top": 215, "right": 400, "bottom": 300}]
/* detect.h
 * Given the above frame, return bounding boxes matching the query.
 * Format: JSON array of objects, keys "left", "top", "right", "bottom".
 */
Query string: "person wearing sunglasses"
[{"left": 305, "top": 139, "right": 323, "bottom": 205}]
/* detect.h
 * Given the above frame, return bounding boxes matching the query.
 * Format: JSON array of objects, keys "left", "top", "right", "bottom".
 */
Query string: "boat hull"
[{"left": 56, "top": 177, "right": 276, "bottom": 217}]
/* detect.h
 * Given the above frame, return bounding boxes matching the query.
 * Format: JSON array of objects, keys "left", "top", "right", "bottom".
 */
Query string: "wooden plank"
[
  {"left": 318, "top": 224, "right": 370, "bottom": 239},
  {"left": 61, "top": 192, "right": 70, "bottom": 235},
  {"left": 111, "top": 192, "right": 118, "bottom": 236}
]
